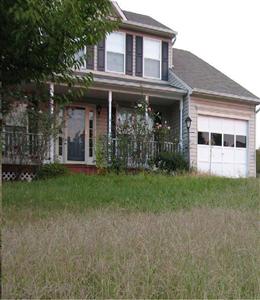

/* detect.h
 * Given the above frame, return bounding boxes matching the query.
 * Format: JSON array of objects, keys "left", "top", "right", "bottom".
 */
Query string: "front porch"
[
  {"left": 2, "top": 80, "right": 187, "bottom": 177},
  {"left": 53, "top": 83, "right": 185, "bottom": 167}
]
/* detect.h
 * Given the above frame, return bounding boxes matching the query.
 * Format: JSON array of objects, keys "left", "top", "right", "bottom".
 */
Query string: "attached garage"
[{"left": 197, "top": 115, "right": 248, "bottom": 178}]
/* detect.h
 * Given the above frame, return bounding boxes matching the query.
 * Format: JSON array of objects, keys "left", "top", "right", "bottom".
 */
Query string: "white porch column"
[
  {"left": 49, "top": 83, "right": 55, "bottom": 162},
  {"left": 108, "top": 90, "right": 113, "bottom": 163},
  {"left": 179, "top": 98, "right": 183, "bottom": 151},
  {"left": 145, "top": 95, "right": 149, "bottom": 123},
  {"left": 108, "top": 90, "right": 113, "bottom": 138}
]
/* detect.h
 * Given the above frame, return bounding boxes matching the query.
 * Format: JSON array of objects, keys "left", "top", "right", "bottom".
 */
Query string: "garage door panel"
[
  {"left": 222, "top": 163, "right": 234, "bottom": 177},
  {"left": 211, "top": 163, "right": 222, "bottom": 176},
  {"left": 235, "top": 120, "right": 247, "bottom": 136},
  {"left": 211, "top": 148, "right": 222, "bottom": 163},
  {"left": 197, "top": 116, "right": 248, "bottom": 178},
  {"left": 209, "top": 117, "right": 222, "bottom": 133},
  {"left": 198, "top": 116, "right": 209, "bottom": 131},
  {"left": 198, "top": 146, "right": 210, "bottom": 162},
  {"left": 235, "top": 149, "right": 247, "bottom": 163},
  {"left": 222, "top": 119, "right": 235, "bottom": 135},
  {"left": 198, "top": 162, "right": 210, "bottom": 174},
  {"left": 234, "top": 164, "right": 247, "bottom": 178},
  {"left": 222, "top": 148, "right": 235, "bottom": 163}
]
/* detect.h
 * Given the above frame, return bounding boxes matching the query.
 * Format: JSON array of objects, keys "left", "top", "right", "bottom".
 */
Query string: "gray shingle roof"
[
  {"left": 123, "top": 10, "right": 173, "bottom": 31},
  {"left": 172, "top": 48, "right": 259, "bottom": 100}
]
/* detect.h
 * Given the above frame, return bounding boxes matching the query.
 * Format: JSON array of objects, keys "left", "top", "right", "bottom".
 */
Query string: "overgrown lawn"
[{"left": 2, "top": 174, "right": 260, "bottom": 299}]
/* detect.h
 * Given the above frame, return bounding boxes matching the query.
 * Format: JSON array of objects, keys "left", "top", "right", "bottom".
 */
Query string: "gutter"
[
  {"left": 256, "top": 107, "right": 260, "bottom": 114},
  {"left": 192, "top": 88, "right": 260, "bottom": 104}
]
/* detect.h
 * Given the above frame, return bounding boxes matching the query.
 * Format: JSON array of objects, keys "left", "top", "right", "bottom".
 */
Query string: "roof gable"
[
  {"left": 172, "top": 48, "right": 259, "bottom": 100},
  {"left": 123, "top": 10, "right": 172, "bottom": 31}
]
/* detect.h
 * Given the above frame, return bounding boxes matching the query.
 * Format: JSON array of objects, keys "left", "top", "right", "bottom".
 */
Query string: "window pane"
[
  {"left": 144, "top": 39, "right": 160, "bottom": 59},
  {"left": 236, "top": 135, "right": 247, "bottom": 148},
  {"left": 211, "top": 133, "right": 222, "bottom": 146},
  {"left": 107, "top": 52, "right": 124, "bottom": 73},
  {"left": 74, "top": 48, "right": 85, "bottom": 66},
  {"left": 223, "top": 134, "right": 234, "bottom": 147},
  {"left": 144, "top": 58, "right": 160, "bottom": 78},
  {"left": 58, "top": 136, "right": 63, "bottom": 156},
  {"left": 198, "top": 132, "right": 209, "bottom": 145},
  {"left": 107, "top": 32, "right": 125, "bottom": 53}
]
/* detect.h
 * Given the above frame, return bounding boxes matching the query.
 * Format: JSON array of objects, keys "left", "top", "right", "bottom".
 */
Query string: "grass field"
[{"left": 2, "top": 174, "right": 260, "bottom": 299}]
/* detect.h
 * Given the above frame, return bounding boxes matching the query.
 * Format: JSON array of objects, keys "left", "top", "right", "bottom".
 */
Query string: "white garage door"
[{"left": 197, "top": 116, "right": 248, "bottom": 178}]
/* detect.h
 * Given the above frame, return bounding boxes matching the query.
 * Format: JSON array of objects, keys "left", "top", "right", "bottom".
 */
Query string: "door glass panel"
[
  {"left": 89, "top": 111, "right": 94, "bottom": 158},
  {"left": 198, "top": 132, "right": 209, "bottom": 145},
  {"left": 211, "top": 133, "right": 222, "bottom": 146},
  {"left": 236, "top": 135, "right": 247, "bottom": 148},
  {"left": 67, "top": 108, "right": 85, "bottom": 161},
  {"left": 223, "top": 134, "right": 234, "bottom": 147}
]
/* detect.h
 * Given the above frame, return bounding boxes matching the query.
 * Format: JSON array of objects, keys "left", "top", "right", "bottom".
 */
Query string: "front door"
[
  {"left": 66, "top": 105, "right": 96, "bottom": 164},
  {"left": 67, "top": 107, "right": 85, "bottom": 161}
]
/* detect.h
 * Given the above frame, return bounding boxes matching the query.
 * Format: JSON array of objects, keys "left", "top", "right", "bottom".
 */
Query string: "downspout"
[{"left": 172, "top": 34, "right": 177, "bottom": 46}]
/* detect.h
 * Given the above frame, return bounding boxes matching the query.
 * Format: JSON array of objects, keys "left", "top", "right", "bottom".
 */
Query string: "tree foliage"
[{"left": 0, "top": 0, "right": 118, "bottom": 87}]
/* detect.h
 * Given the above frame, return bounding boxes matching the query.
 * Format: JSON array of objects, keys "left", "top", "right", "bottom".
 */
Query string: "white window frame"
[
  {"left": 143, "top": 37, "right": 162, "bottom": 80},
  {"left": 74, "top": 46, "right": 87, "bottom": 70},
  {"left": 105, "top": 32, "right": 126, "bottom": 74}
]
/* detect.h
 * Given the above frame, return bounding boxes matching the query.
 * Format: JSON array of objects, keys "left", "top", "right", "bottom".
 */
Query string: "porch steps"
[{"left": 64, "top": 164, "right": 97, "bottom": 175}]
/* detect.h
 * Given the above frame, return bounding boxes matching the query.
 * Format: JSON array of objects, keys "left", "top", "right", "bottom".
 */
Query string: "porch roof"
[{"left": 75, "top": 72, "right": 187, "bottom": 100}]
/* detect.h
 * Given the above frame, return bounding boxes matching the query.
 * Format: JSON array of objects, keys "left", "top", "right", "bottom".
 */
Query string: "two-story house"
[{"left": 2, "top": 1, "right": 260, "bottom": 179}]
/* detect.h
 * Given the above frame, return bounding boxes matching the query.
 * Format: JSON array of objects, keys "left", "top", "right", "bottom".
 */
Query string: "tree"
[
  {"left": 0, "top": 0, "right": 118, "bottom": 87},
  {"left": 0, "top": 0, "right": 118, "bottom": 178}
]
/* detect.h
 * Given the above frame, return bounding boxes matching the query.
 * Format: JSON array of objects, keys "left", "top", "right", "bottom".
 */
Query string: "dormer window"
[
  {"left": 143, "top": 38, "right": 161, "bottom": 79},
  {"left": 106, "top": 32, "right": 125, "bottom": 74}
]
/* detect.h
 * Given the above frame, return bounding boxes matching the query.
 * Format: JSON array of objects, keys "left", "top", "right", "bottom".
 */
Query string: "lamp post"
[{"left": 185, "top": 116, "right": 192, "bottom": 170}]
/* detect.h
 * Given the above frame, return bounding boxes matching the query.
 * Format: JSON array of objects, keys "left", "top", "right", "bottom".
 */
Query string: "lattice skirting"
[
  {"left": 2, "top": 165, "right": 38, "bottom": 182},
  {"left": 2, "top": 171, "right": 36, "bottom": 182}
]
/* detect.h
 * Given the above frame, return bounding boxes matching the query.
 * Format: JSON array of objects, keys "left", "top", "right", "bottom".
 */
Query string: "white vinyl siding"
[
  {"left": 143, "top": 38, "right": 161, "bottom": 79},
  {"left": 106, "top": 32, "right": 125, "bottom": 74}
]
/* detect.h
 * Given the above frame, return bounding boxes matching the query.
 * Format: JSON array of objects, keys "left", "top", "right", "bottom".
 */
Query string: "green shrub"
[
  {"left": 153, "top": 152, "right": 188, "bottom": 173},
  {"left": 36, "top": 163, "right": 69, "bottom": 180},
  {"left": 256, "top": 149, "right": 260, "bottom": 175}
]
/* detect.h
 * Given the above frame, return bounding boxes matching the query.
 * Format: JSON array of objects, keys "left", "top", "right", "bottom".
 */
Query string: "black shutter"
[
  {"left": 97, "top": 39, "right": 105, "bottom": 71},
  {"left": 162, "top": 41, "right": 169, "bottom": 81},
  {"left": 135, "top": 36, "right": 143, "bottom": 77},
  {"left": 125, "top": 34, "right": 133, "bottom": 75},
  {"left": 86, "top": 45, "right": 94, "bottom": 70}
]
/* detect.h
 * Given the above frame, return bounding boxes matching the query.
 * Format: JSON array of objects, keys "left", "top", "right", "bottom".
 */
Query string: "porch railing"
[
  {"left": 2, "top": 131, "right": 181, "bottom": 168},
  {"left": 106, "top": 137, "right": 181, "bottom": 169},
  {"left": 1, "top": 131, "right": 51, "bottom": 165}
]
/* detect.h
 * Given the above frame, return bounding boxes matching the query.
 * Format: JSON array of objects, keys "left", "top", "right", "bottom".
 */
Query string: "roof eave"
[
  {"left": 192, "top": 88, "right": 260, "bottom": 104},
  {"left": 120, "top": 21, "right": 177, "bottom": 38}
]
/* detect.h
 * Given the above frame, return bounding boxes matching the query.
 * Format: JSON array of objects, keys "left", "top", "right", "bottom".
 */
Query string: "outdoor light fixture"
[
  {"left": 97, "top": 104, "right": 102, "bottom": 115},
  {"left": 185, "top": 116, "right": 192, "bottom": 130}
]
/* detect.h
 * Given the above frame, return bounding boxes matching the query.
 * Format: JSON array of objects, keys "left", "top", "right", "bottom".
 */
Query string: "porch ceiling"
[{"left": 54, "top": 85, "right": 180, "bottom": 107}]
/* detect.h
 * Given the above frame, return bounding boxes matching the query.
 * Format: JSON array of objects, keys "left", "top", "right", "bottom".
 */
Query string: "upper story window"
[
  {"left": 106, "top": 32, "right": 125, "bottom": 74},
  {"left": 74, "top": 47, "right": 86, "bottom": 69},
  {"left": 143, "top": 38, "right": 161, "bottom": 79}
]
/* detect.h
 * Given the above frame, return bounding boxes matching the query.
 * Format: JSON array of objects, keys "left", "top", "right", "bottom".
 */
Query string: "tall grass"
[
  {"left": 2, "top": 175, "right": 260, "bottom": 298},
  {"left": 2, "top": 208, "right": 259, "bottom": 299},
  {"left": 3, "top": 174, "right": 260, "bottom": 217}
]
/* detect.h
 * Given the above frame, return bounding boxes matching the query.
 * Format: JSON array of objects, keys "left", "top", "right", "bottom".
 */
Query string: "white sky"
[{"left": 117, "top": 0, "right": 260, "bottom": 148}]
